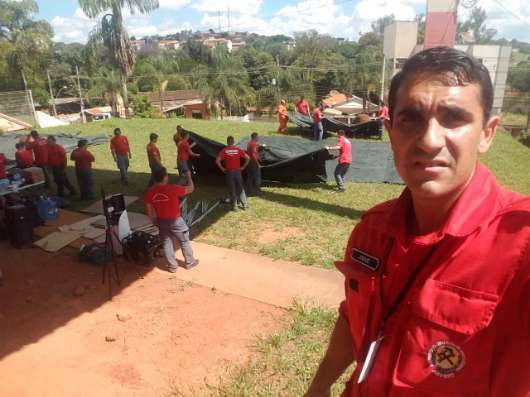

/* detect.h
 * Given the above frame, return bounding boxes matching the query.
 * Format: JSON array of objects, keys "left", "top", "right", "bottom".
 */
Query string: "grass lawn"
[{"left": 35, "top": 116, "right": 530, "bottom": 269}]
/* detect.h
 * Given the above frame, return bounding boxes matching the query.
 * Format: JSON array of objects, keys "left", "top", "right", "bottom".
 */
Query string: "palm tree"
[
  {"left": 87, "top": 68, "right": 122, "bottom": 116},
  {"left": 79, "top": 0, "right": 159, "bottom": 117}
]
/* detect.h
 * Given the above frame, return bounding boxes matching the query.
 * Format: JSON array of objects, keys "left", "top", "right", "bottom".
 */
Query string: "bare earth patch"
[{"left": 258, "top": 225, "right": 304, "bottom": 245}]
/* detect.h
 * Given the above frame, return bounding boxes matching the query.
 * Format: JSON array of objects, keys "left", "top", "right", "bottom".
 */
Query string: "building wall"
[
  {"left": 384, "top": 21, "right": 418, "bottom": 60},
  {"left": 183, "top": 103, "right": 210, "bottom": 120}
]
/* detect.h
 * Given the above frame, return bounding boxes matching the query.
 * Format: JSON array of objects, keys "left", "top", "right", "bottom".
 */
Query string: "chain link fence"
[{"left": 0, "top": 90, "right": 37, "bottom": 133}]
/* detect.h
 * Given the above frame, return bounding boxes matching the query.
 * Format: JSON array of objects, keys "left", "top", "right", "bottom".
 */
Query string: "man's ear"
[{"left": 478, "top": 115, "right": 499, "bottom": 154}]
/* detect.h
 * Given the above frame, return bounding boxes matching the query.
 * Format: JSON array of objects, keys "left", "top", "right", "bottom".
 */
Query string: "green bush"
[{"left": 131, "top": 96, "right": 154, "bottom": 118}]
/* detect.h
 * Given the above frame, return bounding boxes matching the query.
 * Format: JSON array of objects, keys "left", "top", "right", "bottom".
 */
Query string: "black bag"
[
  {"left": 121, "top": 231, "right": 162, "bottom": 266},
  {"left": 5, "top": 204, "right": 34, "bottom": 247}
]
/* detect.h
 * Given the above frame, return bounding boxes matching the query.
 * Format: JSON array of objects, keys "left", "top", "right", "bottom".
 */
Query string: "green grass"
[{"left": 34, "top": 117, "right": 530, "bottom": 268}]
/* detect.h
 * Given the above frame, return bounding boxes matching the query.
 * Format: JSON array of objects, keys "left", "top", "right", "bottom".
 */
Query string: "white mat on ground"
[
  {"left": 80, "top": 196, "right": 139, "bottom": 214},
  {"left": 34, "top": 231, "right": 82, "bottom": 252}
]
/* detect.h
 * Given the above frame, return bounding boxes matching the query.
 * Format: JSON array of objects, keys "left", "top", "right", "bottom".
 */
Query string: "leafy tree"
[
  {"left": 87, "top": 67, "right": 122, "bottom": 115},
  {"left": 132, "top": 95, "right": 154, "bottom": 117},
  {"left": 80, "top": 0, "right": 159, "bottom": 116},
  {"left": 457, "top": 6, "right": 497, "bottom": 44},
  {"left": 371, "top": 15, "right": 395, "bottom": 37},
  {"left": 508, "top": 61, "right": 530, "bottom": 92}
]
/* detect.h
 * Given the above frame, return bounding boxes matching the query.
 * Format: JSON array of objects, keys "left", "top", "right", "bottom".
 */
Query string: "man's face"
[{"left": 386, "top": 75, "right": 498, "bottom": 202}]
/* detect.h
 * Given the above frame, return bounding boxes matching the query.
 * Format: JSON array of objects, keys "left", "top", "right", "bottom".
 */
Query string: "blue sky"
[{"left": 34, "top": 0, "right": 530, "bottom": 44}]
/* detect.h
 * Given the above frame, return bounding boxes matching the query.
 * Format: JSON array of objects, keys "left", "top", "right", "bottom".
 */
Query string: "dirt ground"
[{"left": 0, "top": 242, "right": 283, "bottom": 397}]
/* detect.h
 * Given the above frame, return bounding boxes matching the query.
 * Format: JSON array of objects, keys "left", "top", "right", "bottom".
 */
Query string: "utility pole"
[
  {"left": 379, "top": 55, "right": 386, "bottom": 104},
  {"left": 76, "top": 65, "right": 86, "bottom": 123},
  {"left": 276, "top": 55, "right": 281, "bottom": 101},
  {"left": 47, "top": 70, "right": 57, "bottom": 117}
]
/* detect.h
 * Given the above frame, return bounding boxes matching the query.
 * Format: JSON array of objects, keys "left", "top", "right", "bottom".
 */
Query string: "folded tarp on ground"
[
  {"left": 288, "top": 111, "right": 382, "bottom": 139},
  {"left": 188, "top": 131, "right": 402, "bottom": 184},
  {"left": 0, "top": 132, "right": 108, "bottom": 161}
]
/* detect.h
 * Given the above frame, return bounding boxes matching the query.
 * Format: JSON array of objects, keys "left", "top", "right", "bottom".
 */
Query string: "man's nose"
[{"left": 417, "top": 117, "right": 445, "bottom": 152}]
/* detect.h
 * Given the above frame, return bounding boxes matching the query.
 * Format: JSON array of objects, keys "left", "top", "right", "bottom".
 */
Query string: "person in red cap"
[
  {"left": 70, "top": 139, "right": 95, "bottom": 200},
  {"left": 216, "top": 135, "right": 250, "bottom": 211},
  {"left": 110, "top": 127, "right": 131, "bottom": 184},
  {"left": 305, "top": 47, "right": 530, "bottom": 397},
  {"left": 26, "top": 130, "right": 50, "bottom": 187},
  {"left": 15, "top": 143, "right": 33, "bottom": 169},
  {"left": 47, "top": 136, "right": 76, "bottom": 197}
]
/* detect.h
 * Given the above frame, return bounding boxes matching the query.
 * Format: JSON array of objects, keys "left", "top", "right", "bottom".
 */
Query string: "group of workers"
[{"left": 278, "top": 96, "right": 325, "bottom": 141}]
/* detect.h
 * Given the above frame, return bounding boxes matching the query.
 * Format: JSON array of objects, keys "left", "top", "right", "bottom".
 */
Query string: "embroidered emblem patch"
[
  {"left": 427, "top": 341, "right": 465, "bottom": 378},
  {"left": 351, "top": 248, "right": 380, "bottom": 271}
]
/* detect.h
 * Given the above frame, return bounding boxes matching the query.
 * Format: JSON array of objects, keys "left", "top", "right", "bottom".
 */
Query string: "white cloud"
[
  {"left": 159, "top": 0, "right": 192, "bottom": 10},
  {"left": 51, "top": 12, "right": 96, "bottom": 43},
  {"left": 192, "top": 0, "right": 263, "bottom": 16}
]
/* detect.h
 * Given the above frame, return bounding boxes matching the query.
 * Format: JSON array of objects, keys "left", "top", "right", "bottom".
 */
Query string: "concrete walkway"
[{"left": 173, "top": 241, "right": 345, "bottom": 309}]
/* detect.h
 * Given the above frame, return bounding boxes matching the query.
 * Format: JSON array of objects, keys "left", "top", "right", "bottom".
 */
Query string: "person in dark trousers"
[
  {"left": 26, "top": 130, "right": 50, "bottom": 187},
  {"left": 246, "top": 132, "right": 265, "bottom": 196},
  {"left": 327, "top": 130, "right": 352, "bottom": 192},
  {"left": 146, "top": 133, "right": 162, "bottom": 187},
  {"left": 70, "top": 139, "right": 95, "bottom": 200},
  {"left": 15, "top": 143, "right": 33, "bottom": 169},
  {"left": 312, "top": 103, "right": 324, "bottom": 141},
  {"left": 216, "top": 136, "right": 250, "bottom": 211},
  {"left": 177, "top": 130, "right": 200, "bottom": 185},
  {"left": 46, "top": 136, "right": 76, "bottom": 197},
  {"left": 144, "top": 166, "right": 198, "bottom": 272},
  {"left": 110, "top": 128, "right": 131, "bottom": 184}
]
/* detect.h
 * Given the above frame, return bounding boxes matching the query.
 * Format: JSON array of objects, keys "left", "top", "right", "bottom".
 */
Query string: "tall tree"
[
  {"left": 79, "top": 0, "right": 159, "bottom": 116},
  {"left": 457, "top": 6, "right": 496, "bottom": 44},
  {"left": 371, "top": 14, "right": 395, "bottom": 38}
]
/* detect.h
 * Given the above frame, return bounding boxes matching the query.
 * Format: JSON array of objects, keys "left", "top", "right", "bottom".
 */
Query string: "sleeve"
[{"left": 175, "top": 185, "right": 187, "bottom": 196}]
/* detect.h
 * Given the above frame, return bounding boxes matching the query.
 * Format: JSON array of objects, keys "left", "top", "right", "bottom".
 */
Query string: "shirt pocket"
[{"left": 394, "top": 278, "right": 499, "bottom": 397}]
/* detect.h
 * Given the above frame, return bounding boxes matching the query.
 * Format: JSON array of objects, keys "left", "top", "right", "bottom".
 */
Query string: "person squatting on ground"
[
  {"left": 26, "top": 130, "right": 50, "bottom": 187},
  {"left": 278, "top": 99, "right": 289, "bottom": 133},
  {"left": 313, "top": 103, "right": 324, "bottom": 141},
  {"left": 110, "top": 128, "right": 131, "bottom": 184},
  {"left": 216, "top": 136, "right": 250, "bottom": 211},
  {"left": 15, "top": 143, "right": 33, "bottom": 169},
  {"left": 144, "top": 166, "right": 198, "bottom": 273},
  {"left": 146, "top": 132, "right": 162, "bottom": 187},
  {"left": 177, "top": 130, "right": 200, "bottom": 186},
  {"left": 46, "top": 136, "right": 76, "bottom": 197},
  {"left": 70, "top": 139, "right": 95, "bottom": 200},
  {"left": 304, "top": 46, "right": 530, "bottom": 397},
  {"left": 328, "top": 130, "right": 352, "bottom": 192},
  {"left": 245, "top": 132, "right": 265, "bottom": 196}
]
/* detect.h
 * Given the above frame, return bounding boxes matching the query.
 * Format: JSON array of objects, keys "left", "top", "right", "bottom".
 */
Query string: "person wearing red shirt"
[
  {"left": 26, "top": 130, "right": 50, "bottom": 187},
  {"left": 144, "top": 166, "right": 198, "bottom": 272},
  {"left": 0, "top": 153, "right": 7, "bottom": 179},
  {"left": 146, "top": 133, "right": 162, "bottom": 187},
  {"left": 70, "top": 139, "right": 95, "bottom": 200},
  {"left": 15, "top": 143, "right": 33, "bottom": 169},
  {"left": 245, "top": 132, "right": 265, "bottom": 196},
  {"left": 305, "top": 47, "right": 530, "bottom": 397},
  {"left": 377, "top": 102, "right": 389, "bottom": 139},
  {"left": 110, "top": 128, "right": 131, "bottom": 185},
  {"left": 312, "top": 104, "right": 324, "bottom": 141},
  {"left": 327, "top": 130, "right": 352, "bottom": 192},
  {"left": 296, "top": 96, "right": 310, "bottom": 115},
  {"left": 216, "top": 135, "right": 250, "bottom": 211},
  {"left": 47, "top": 136, "right": 76, "bottom": 197},
  {"left": 177, "top": 130, "right": 200, "bottom": 186},
  {"left": 277, "top": 99, "right": 288, "bottom": 133}
]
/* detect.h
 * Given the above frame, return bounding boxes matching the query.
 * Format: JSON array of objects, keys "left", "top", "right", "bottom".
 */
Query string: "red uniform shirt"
[
  {"left": 177, "top": 139, "right": 191, "bottom": 161},
  {"left": 70, "top": 148, "right": 94, "bottom": 169},
  {"left": 312, "top": 107, "right": 323, "bottom": 123},
  {"left": 0, "top": 153, "right": 7, "bottom": 179},
  {"left": 47, "top": 144, "right": 67, "bottom": 167},
  {"left": 26, "top": 137, "right": 48, "bottom": 166},
  {"left": 144, "top": 184, "right": 186, "bottom": 220},
  {"left": 146, "top": 142, "right": 160, "bottom": 168},
  {"left": 219, "top": 146, "right": 245, "bottom": 170},
  {"left": 338, "top": 136, "right": 352, "bottom": 164},
  {"left": 15, "top": 148, "right": 33, "bottom": 168},
  {"left": 379, "top": 105, "right": 389, "bottom": 120},
  {"left": 110, "top": 135, "right": 130, "bottom": 156},
  {"left": 296, "top": 99, "right": 309, "bottom": 114},
  {"left": 247, "top": 140, "right": 259, "bottom": 162},
  {"left": 337, "top": 163, "right": 530, "bottom": 397}
]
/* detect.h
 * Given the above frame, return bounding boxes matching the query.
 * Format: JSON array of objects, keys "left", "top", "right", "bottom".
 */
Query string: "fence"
[{"left": 0, "top": 90, "right": 37, "bottom": 132}]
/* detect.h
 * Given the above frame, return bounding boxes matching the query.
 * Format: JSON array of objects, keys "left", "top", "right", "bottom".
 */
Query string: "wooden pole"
[
  {"left": 47, "top": 70, "right": 57, "bottom": 117},
  {"left": 76, "top": 65, "right": 86, "bottom": 123}
]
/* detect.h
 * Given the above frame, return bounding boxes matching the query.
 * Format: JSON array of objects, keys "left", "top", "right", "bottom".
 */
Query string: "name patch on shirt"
[{"left": 351, "top": 248, "right": 380, "bottom": 271}]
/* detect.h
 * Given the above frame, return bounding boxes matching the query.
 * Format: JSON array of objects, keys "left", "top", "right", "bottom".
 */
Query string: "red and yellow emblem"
[{"left": 427, "top": 341, "right": 465, "bottom": 378}]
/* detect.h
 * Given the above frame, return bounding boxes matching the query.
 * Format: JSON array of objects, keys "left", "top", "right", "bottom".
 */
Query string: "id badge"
[{"left": 357, "top": 334, "right": 384, "bottom": 384}]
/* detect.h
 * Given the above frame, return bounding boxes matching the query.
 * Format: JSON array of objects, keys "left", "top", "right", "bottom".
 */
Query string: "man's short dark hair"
[
  {"left": 47, "top": 135, "right": 56, "bottom": 143},
  {"left": 150, "top": 133, "right": 158, "bottom": 142},
  {"left": 251, "top": 132, "right": 258, "bottom": 139},
  {"left": 388, "top": 46, "right": 493, "bottom": 124},
  {"left": 338, "top": 129, "right": 345, "bottom": 136},
  {"left": 114, "top": 128, "right": 121, "bottom": 135},
  {"left": 153, "top": 166, "right": 167, "bottom": 183},
  {"left": 15, "top": 142, "right": 23, "bottom": 149},
  {"left": 181, "top": 130, "right": 189, "bottom": 138},
  {"left": 30, "top": 130, "right": 38, "bottom": 138},
  {"left": 78, "top": 139, "right": 88, "bottom": 148},
  {"left": 227, "top": 135, "right": 234, "bottom": 145}
]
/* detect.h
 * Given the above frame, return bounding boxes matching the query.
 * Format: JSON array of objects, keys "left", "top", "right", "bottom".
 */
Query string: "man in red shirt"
[
  {"left": 305, "top": 47, "right": 530, "bottom": 397},
  {"left": 278, "top": 99, "right": 288, "bottom": 133},
  {"left": 15, "top": 143, "right": 33, "bottom": 169},
  {"left": 312, "top": 104, "right": 324, "bottom": 141},
  {"left": 0, "top": 153, "right": 7, "bottom": 180},
  {"left": 177, "top": 130, "right": 200, "bottom": 185},
  {"left": 296, "top": 96, "right": 310, "bottom": 115},
  {"left": 110, "top": 128, "right": 131, "bottom": 185},
  {"left": 144, "top": 166, "right": 198, "bottom": 272},
  {"left": 47, "top": 136, "right": 76, "bottom": 197},
  {"left": 216, "top": 136, "right": 250, "bottom": 211},
  {"left": 70, "top": 139, "right": 95, "bottom": 200},
  {"left": 146, "top": 133, "right": 162, "bottom": 187},
  {"left": 327, "top": 130, "right": 352, "bottom": 192},
  {"left": 26, "top": 130, "right": 50, "bottom": 187},
  {"left": 245, "top": 132, "right": 265, "bottom": 196},
  {"left": 377, "top": 101, "right": 389, "bottom": 139}
]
